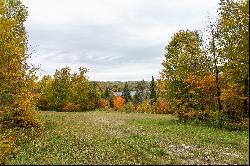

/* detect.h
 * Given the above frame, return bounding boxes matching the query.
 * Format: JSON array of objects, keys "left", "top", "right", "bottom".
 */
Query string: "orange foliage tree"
[{"left": 113, "top": 96, "right": 125, "bottom": 110}]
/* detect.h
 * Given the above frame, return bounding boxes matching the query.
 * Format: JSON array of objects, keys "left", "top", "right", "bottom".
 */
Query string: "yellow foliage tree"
[{"left": 0, "top": 0, "right": 40, "bottom": 128}]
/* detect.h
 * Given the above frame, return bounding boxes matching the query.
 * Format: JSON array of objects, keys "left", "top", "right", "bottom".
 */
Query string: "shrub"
[
  {"left": 0, "top": 134, "right": 17, "bottom": 165},
  {"left": 60, "top": 102, "right": 81, "bottom": 112},
  {"left": 36, "top": 95, "right": 49, "bottom": 111},
  {"left": 135, "top": 101, "right": 152, "bottom": 113},
  {"left": 121, "top": 102, "right": 135, "bottom": 112},
  {"left": 221, "top": 85, "right": 248, "bottom": 120},
  {"left": 155, "top": 100, "right": 172, "bottom": 114},
  {"left": 97, "top": 98, "right": 109, "bottom": 108}
]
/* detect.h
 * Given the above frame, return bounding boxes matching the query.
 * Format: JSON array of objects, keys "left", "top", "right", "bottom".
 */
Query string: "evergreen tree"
[
  {"left": 141, "top": 80, "right": 147, "bottom": 100},
  {"left": 122, "top": 82, "right": 131, "bottom": 103},
  {"left": 150, "top": 76, "right": 157, "bottom": 105},
  {"left": 133, "top": 89, "right": 141, "bottom": 105},
  {"left": 103, "top": 86, "right": 110, "bottom": 99},
  {"left": 133, "top": 80, "right": 146, "bottom": 105}
]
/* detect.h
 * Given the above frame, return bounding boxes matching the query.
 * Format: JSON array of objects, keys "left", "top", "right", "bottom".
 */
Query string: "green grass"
[{"left": 6, "top": 111, "right": 249, "bottom": 165}]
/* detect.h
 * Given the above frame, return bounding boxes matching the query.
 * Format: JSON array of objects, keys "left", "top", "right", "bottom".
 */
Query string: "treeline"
[
  {"left": 95, "top": 81, "right": 150, "bottom": 92},
  {"left": 35, "top": 67, "right": 162, "bottom": 113},
  {"left": 157, "top": 0, "right": 249, "bottom": 130}
]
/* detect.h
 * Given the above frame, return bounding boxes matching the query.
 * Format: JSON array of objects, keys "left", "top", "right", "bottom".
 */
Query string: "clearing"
[{"left": 7, "top": 111, "right": 249, "bottom": 165}]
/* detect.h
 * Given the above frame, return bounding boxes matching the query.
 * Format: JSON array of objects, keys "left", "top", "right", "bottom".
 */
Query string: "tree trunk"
[{"left": 211, "top": 29, "right": 223, "bottom": 111}]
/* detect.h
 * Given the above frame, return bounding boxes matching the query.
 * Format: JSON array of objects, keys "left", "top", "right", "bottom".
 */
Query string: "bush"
[
  {"left": 135, "top": 101, "right": 152, "bottom": 113},
  {"left": 0, "top": 99, "right": 41, "bottom": 128},
  {"left": 0, "top": 134, "right": 17, "bottom": 165},
  {"left": 60, "top": 102, "right": 81, "bottom": 112},
  {"left": 97, "top": 98, "right": 109, "bottom": 108},
  {"left": 121, "top": 102, "right": 135, "bottom": 113},
  {"left": 221, "top": 85, "right": 248, "bottom": 121},
  {"left": 155, "top": 100, "right": 172, "bottom": 114},
  {"left": 36, "top": 95, "right": 49, "bottom": 111}
]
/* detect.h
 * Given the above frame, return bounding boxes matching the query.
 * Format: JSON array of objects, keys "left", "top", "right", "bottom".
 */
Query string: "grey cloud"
[{"left": 24, "top": 0, "right": 220, "bottom": 81}]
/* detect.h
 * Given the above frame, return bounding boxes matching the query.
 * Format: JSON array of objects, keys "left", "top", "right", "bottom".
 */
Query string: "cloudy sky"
[{"left": 22, "top": 0, "right": 219, "bottom": 81}]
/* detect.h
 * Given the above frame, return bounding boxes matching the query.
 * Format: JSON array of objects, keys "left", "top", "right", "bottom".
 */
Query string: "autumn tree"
[
  {"left": 205, "top": 19, "right": 223, "bottom": 111},
  {"left": 161, "top": 30, "right": 208, "bottom": 80},
  {"left": 158, "top": 0, "right": 249, "bottom": 130},
  {"left": 70, "top": 67, "right": 92, "bottom": 111},
  {"left": 88, "top": 81, "right": 102, "bottom": 109},
  {"left": 0, "top": 1, "right": 40, "bottom": 162},
  {"left": 36, "top": 75, "right": 53, "bottom": 111},
  {"left": 113, "top": 96, "right": 125, "bottom": 110},
  {"left": 0, "top": 0, "right": 40, "bottom": 127},
  {"left": 217, "top": 0, "right": 249, "bottom": 119},
  {"left": 36, "top": 67, "right": 95, "bottom": 112},
  {"left": 50, "top": 67, "right": 71, "bottom": 111},
  {"left": 160, "top": 30, "right": 209, "bottom": 111}
]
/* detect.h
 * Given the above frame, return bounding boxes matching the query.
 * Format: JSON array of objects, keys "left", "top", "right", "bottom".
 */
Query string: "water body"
[{"left": 114, "top": 91, "right": 136, "bottom": 96}]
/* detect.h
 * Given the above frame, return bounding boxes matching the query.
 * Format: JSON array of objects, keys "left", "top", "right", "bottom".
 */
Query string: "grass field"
[{"left": 6, "top": 111, "right": 249, "bottom": 165}]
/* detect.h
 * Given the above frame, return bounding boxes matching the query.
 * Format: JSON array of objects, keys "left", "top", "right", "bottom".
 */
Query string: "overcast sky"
[{"left": 22, "top": 0, "right": 219, "bottom": 81}]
